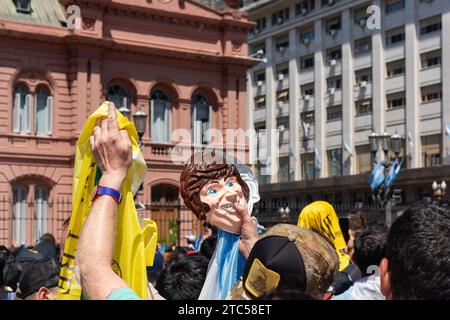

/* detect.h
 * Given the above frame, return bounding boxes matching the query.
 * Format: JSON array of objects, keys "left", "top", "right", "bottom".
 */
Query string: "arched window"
[
  {"left": 35, "top": 186, "right": 49, "bottom": 239},
  {"left": 151, "top": 184, "right": 179, "bottom": 204},
  {"left": 107, "top": 84, "right": 130, "bottom": 111},
  {"left": 13, "top": 84, "right": 31, "bottom": 133},
  {"left": 13, "top": 186, "right": 28, "bottom": 245},
  {"left": 150, "top": 89, "right": 172, "bottom": 143},
  {"left": 191, "top": 93, "right": 212, "bottom": 145},
  {"left": 35, "top": 86, "right": 53, "bottom": 135}
]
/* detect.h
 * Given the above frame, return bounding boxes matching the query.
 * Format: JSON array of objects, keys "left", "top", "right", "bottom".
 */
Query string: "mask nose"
[{"left": 224, "top": 189, "right": 238, "bottom": 204}]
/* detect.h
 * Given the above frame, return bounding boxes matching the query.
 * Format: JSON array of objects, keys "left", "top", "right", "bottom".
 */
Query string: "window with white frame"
[
  {"left": 35, "top": 86, "right": 53, "bottom": 135},
  {"left": 327, "top": 105, "right": 342, "bottom": 121},
  {"left": 421, "top": 50, "right": 441, "bottom": 69},
  {"left": 13, "top": 84, "right": 32, "bottom": 134},
  {"left": 326, "top": 47, "right": 342, "bottom": 63},
  {"left": 386, "top": 59, "right": 405, "bottom": 78},
  {"left": 301, "top": 153, "right": 315, "bottom": 180},
  {"left": 296, "top": 0, "right": 315, "bottom": 16},
  {"left": 387, "top": 92, "right": 406, "bottom": 109},
  {"left": 107, "top": 84, "right": 130, "bottom": 111},
  {"left": 420, "top": 15, "right": 441, "bottom": 36},
  {"left": 35, "top": 186, "right": 49, "bottom": 240},
  {"left": 13, "top": 186, "right": 28, "bottom": 246},
  {"left": 191, "top": 93, "right": 212, "bottom": 145},
  {"left": 386, "top": 27, "right": 405, "bottom": 46},
  {"left": 16, "top": 0, "right": 32, "bottom": 13},
  {"left": 271, "top": 8, "right": 290, "bottom": 26},
  {"left": 325, "top": 16, "right": 341, "bottom": 35},
  {"left": 421, "top": 134, "right": 441, "bottom": 167},
  {"left": 327, "top": 148, "right": 343, "bottom": 177},
  {"left": 327, "top": 76, "right": 342, "bottom": 90},
  {"left": 299, "top": 28, "right": 315, "bottom": 45},
  {"left": 275, "top": 35, "right": 289, "bottom": 53},
  {"left": 385, "top": 0, "right": 404, "bottom": 14},
  {"left": 355, "top": 99, "right": 373, "bottom": 116},
  {"left": 150, "top": 89, "right": 172, "bottom": 143},
  {"left": 300, "top": 55, "right": 314, "bottom": 70},
  {"left": 355, "top": 68, "right": 372, "bottom": 85},
  {"left": 354, "top": 37, "right": 372, "bottom": 55},
  {"left": 301, "top": 83, "right": 314, "bottom": 98},
  {"left": 421, "top": 84, "right": 442, "bottom": 104}
]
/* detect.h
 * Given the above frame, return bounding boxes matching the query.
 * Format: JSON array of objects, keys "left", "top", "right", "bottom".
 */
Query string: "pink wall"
[{"left": 0, "top": 0, "right": 256, "bottom": 246}]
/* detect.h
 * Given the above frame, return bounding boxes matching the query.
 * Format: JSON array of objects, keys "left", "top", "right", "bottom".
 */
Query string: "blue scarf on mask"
[{"left": 215, "top": 229, "right": 245, "bottom": 299}]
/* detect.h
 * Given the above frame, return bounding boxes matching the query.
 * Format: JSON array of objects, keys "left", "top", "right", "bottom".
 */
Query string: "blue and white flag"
[
  {"left": 445, "top": 122, "right": 450, "bottom": 138},
  {"left": 314, "top": 145, "right": 321, "bottom": 169},
  {"left": 384, "top": 158, "right": 403, "bottom": 189},
  {"left": 194, "top": 233, "right": 202, "bottom": 252},
  {"left": 289, "top": 146, "right": 296, "bottom": 158},
  {"left": 344, "top": 139, "right": 353, "bottom": 157},
  {"left": 369, "top": 161, "right": 385, "bottom": 191},
  {"left": 408, "top": 131, "right": 414, "bottom": 150}
]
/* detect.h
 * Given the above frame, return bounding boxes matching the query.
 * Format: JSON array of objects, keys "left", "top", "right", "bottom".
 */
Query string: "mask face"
[{"left": 200, "top": 176, "right": 246, "bottom": 234}]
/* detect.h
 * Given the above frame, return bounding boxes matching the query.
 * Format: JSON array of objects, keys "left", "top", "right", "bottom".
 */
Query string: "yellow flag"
[
  {"left": 58, "top": 101, "right": 154, "bottom": 300},
  {"left": 298, "top": 201, "right": 350, "bottom": 272}
]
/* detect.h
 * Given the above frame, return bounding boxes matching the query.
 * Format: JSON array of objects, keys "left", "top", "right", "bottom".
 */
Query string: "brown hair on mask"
[{"left": 180, "top": 156, "right": 250, "bottom": 221}]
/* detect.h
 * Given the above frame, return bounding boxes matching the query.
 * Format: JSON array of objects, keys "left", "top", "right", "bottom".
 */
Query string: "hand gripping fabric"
[{"left": 58, "top": 102, "right": 153, "bottom": 300}]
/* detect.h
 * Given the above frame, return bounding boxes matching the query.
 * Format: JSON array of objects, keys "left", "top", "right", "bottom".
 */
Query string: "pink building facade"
[{"left": 0, "top": 0, "right": 255, "bottom": 246}]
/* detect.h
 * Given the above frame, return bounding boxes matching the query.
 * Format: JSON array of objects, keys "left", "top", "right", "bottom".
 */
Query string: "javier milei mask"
[{"left": 179, "top": 151, "right": 259, "bottom": 300}]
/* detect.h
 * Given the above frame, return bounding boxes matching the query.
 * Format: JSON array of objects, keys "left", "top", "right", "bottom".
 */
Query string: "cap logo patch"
[{"left": 244, "top": 258, "right": 280, "bottom": 298}]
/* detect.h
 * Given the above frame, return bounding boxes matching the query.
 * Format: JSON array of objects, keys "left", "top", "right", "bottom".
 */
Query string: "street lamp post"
[
  {"left": 133, "top": 108, "right": 147, "bottom": 149},
  {"left": 368, "top": 131, "right": 404, "bottom": 226},
  {"left": 118, "top": 106, "right": 131, "bottom": 120}
]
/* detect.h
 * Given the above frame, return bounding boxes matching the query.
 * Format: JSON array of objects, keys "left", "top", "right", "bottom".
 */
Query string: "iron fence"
[
  {"left": 0, "top": 197, "right": 202, "bottom": 248},
  {"left": 0, "top": 197, "right": 409, "bottom": 248},
  {"left": 252, "top": 201, "right": 409, "bottom": 228}
]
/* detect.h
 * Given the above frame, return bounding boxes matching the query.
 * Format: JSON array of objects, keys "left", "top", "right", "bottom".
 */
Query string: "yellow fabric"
[
  {"left": 297, "top": 201, "right": 350, "bottom": 271},
  {"left": 58, "top": 101, "right": 154, "bottom": 300},
  {"left": 244, "top": 258, "right": 281, "bottom": 298}
]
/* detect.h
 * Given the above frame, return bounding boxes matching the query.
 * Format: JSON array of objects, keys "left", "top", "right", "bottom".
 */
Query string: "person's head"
[
  {"left": 298, "top": 201, "right": 350, "bottom": 271},
  {"left": 352, "top": 223, "right": 388, "bottom": 276},
  {"left": 347, "top": 210, "right": 367, "bottom": 257},
  {"left": 155, "top": 253, "right": 209, "bottom": 300},
  {"left": 200, "top": 234, "right": 217, "bottom": 260},
  {"left": 0, "top": 246, "right": 10, "bottom": 287},
  {"left": 180, "top": 152, "right": 250, "bottom": 234},
  {"left": 39, "top": 233, "right": 56, "bottom": 247},
  {"left": 16, "top": 259, "right": 60, "bottom": 300},
  {"left": 234, "top": 224, "right": 339, "bottom": 300},
  {"left": 380, "top": 200, "right": 450, "bottom": 300},
  {"left": 259, "top": 289, "right": 316, "bottom": 300}
]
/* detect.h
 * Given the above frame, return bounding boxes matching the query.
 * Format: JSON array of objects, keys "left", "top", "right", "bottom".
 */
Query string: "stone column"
[
  {"left": 441, "top": 7, "right": 450, "bottom": 164},
  {"left": 289, "top": 27, "right": 301, "bottom": 181},
  {"left": 405, "top": 1, "right": 420, "bottom": 168},
  {"left": 342, "top": 9, "right": 355, "bottom": 176},
  {"left": 314, "top": 19, "right": 326, "bottom": 178}
]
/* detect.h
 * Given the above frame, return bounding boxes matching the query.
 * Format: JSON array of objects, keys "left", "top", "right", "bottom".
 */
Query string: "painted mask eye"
[
  {"left": 207, "top": 188, "right": 218, "bottom": 195},
  {"left": 227, "top": 180, "right": 234, "bottom": 188}
]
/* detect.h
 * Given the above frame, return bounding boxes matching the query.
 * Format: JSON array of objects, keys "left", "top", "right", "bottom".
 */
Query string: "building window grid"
[
  {"left": 354, "top": 37, "right": 372, "bottom": 56},
  {"left": 421, "top": 85, "right": 442, "bottom": 104},
  {"left": 327, "top": 105, "right": 342, "bottom": 121},
  {"left": 300, "top": 55, "right": 315, "bottom": 70},
  {"left": 385, "top": 0, "right": 405, "bottom": 14},
  {"left": 355, "top": 99, "right": 373, "bottom": 116},
  {"left": 421, "top": 50, "right": 442, "bottom": 69}
]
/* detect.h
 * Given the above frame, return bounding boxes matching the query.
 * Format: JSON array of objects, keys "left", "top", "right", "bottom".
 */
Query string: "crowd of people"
[{"left": 1, "top": 104, "right": 449, "bottom": 300}]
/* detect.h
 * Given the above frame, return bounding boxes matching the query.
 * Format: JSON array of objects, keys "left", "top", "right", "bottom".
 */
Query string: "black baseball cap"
[
  {"left": 230, "top": 224, "right": 339, "bottom": 299},
  {"left": 16, "top": 258, "right": 60, "bottom": 299}
]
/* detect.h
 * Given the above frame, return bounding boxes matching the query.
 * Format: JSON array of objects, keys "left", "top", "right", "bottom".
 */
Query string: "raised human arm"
[{"left": 76, "top": 103, "right": 132, "bottom": 300}]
